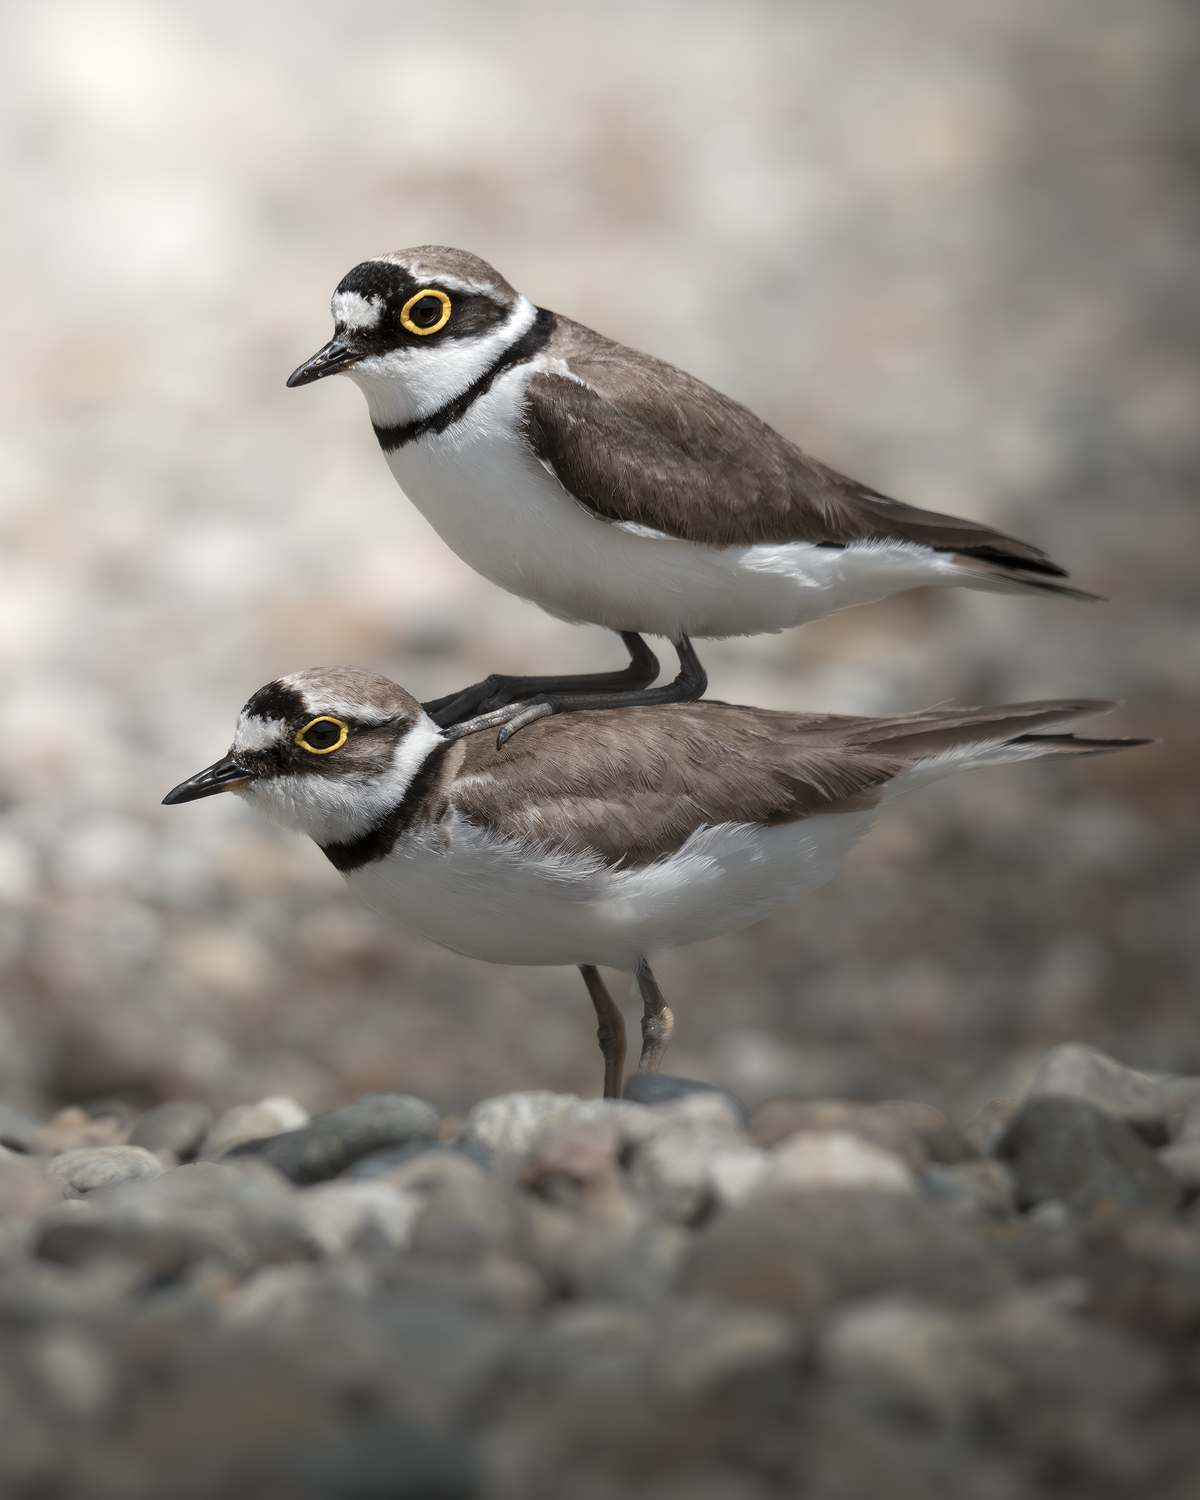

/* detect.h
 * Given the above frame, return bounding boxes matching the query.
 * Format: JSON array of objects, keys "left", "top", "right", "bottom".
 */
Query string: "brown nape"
[
  {"left": 521, "top": 316, "right": 1072, "bottom": 580},
  {"left": 445, "top": 698, "right": 1138, "bottom": 869}
]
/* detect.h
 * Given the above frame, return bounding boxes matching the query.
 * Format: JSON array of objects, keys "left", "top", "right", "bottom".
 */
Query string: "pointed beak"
[
  {"left": 162, "top": 752, "right": 254, "bottom": 806},
  {"left": 286, "top": 337, "right": 360, "bottom": 388}
]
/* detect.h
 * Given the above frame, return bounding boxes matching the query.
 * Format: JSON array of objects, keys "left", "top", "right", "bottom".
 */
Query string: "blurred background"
[{"left": 0, "top": 0, "right": 1196, "bottom": 1124}]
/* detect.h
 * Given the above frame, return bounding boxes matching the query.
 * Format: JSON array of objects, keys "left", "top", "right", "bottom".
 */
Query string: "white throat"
[
  {"left": 236, "top": 712, "right": 444, "bottom": 845},
  {"left": 348, "top": 296, "right": 538, "bottom": 429}
]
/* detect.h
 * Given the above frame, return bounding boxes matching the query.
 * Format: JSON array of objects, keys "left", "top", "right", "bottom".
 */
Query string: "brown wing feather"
[
  {"left": 448, "top": 699, "right": 1126, "bottom": 867},
  {"left": 524, "top": 318, "right": 1066, "bottom": 577}
]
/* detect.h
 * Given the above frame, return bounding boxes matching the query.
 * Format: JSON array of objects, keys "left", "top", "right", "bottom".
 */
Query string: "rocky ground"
[{"left": 3, "top": 1041, "right": 1200, "bottom": 1499}]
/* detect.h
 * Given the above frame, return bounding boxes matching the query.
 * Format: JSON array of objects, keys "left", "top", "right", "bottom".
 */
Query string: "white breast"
[
  {"left": 381, "top": 360, "right": 968, "bottom": 642},
  {"left": 344, "top": 806, "right": 879, "bottom": 971}
]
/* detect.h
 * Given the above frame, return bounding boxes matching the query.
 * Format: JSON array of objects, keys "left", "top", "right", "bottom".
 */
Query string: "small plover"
[
  {"left": 287, "top": 248, "right": 1095, "bottom": 740},
  {"left": 163, "top": 667, "right": 1143, "bottom": 1096}
]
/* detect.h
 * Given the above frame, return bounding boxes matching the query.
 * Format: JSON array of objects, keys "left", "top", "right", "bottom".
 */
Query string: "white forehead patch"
[
  {"left": 234, "top": 713, "right": 288, "bottom": 753},
  {"left": 331, "top": 290, "right": 384, "bottom": 331}
]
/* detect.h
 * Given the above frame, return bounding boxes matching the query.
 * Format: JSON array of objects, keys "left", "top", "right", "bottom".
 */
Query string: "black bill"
[
  {"left": 162, "top": 752, "right": 253, "bottom": 806},
  {"left": 286, "top": 338, "right": 360, "bottom": 388}
]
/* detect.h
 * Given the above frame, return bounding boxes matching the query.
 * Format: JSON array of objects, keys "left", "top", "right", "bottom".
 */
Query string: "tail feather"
[
  {"left": 950, "top": 553, "right": 1105, "bottom": 603},
  {"left": 841, "top": 699, "right": 1119, "bottom": 759}
]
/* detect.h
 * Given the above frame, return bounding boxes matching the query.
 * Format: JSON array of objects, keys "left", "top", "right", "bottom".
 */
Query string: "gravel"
[{"left": 2, "top": 1040, "right": 1200, "bottom": 1497}]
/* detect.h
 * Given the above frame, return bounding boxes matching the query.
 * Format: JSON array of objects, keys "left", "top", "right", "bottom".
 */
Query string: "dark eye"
[
  {"left": 295, "top": 717, "right": 348, "bottom": 754},
  {"left": 400, "top": 288, "right": 451, "bottom": 335}
]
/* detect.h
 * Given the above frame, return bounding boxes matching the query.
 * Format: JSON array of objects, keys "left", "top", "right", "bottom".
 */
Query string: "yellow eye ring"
[
  {"left": 399, "top": 288, "right": 451, "bottom": 335},
  {"left": 295, "top": 716, "right": 349, "bottom": 754}
]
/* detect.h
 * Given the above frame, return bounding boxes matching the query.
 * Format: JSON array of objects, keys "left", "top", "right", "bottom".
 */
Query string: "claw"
[{"left": 495, "top": 701, "right": 554, "bottom": 749}]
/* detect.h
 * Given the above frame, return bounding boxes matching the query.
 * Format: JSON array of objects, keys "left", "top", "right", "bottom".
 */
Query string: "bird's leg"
[
  {"left": 423, "top": 632, "right": 659, "bottom": 728},
  {"left": 634, "top": 959, "right": 675, "bottom": 1075},
  {"left": 579, "top": 965, "right": 627, "bottom": 1100},
  {"left": 441, "top": 636, "right": 708, "bottom": 748}
]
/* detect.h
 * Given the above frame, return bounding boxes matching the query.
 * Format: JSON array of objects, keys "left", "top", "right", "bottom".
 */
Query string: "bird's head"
[
  {"left": 163, "top": 667, "right": 443, "bottom": 845},
  {"left": 285, "top": 246, "right": 536, "bottom": 429}
]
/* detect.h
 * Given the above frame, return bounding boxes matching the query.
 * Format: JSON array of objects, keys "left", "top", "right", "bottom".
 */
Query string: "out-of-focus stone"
[
  {"left": 0, "top": 1102, "right": 40, "bottom": 1154},
  {"left": 750, "top": 1098, "right": 970, "bottom": 1167},
  {"left": 45, "top": 1145, "right": 164, "bottom": 1198},
  {"left": 996, "top": 1097, "right": 1181, "bottom": 1214},
  {"left": 1173, "top": 1096, "right": 1200, "bottom": 1144},
  {"left": 819, "top": 1294, "right": 1007, "bottom": 1422},
  {"left": 623, "top": 1092, "right": 755, "bottom": 1223},
  {"left": 764, "top": 1131, "right": 914, "bottom": 1195},
  {"left": 223, "top": 1092, "right": 439, "bottom": 1183},
  {"left": 515, "top": 1121, "right": 680, "bottom": 1299},
  {"left": 622, "top": 1073, "right": 748, "bottom": 1122},
  {"left": 199, "top": 1096, "right": 309, "bottom": 1159},
  {"left": 1081, "top": 1215, "right": 1200, "bottom": 1344},
  {"left": 277, "top": 1418, "right": 477, "bottom": 1500},
  {"left": 349, "top": 1140, "right": 490, "bottom": 1180},
  {"left": 385, "top": 1149, "right": 511, "bottom": 1265},
  {"left": 0, "top": 1149, "right": 58, "bottom": 1217},
  {"left": 37, "top": 1158, "right": 313, "bottom": 1269},
  {"left": 32, "top": 1106, "right": 126, "bottom": 1156},
  {"left": 684, "top": 1187, "right": 1013, "bottom": 1320},
  {"left": 959, "top": 1097, "right": 1020, "bottom": 1156},
  {"left": 129, "top": 1100, "right": 213, "bottom": 1160},
  {"left": 456, "top": 1092, "right": 648, "bottom": 1166},
  {"left": 1159, "top": 1139, "right": 1200, "bottom": 1192},
  {"left": 36, "top": 1220, "right": 193, "bottom": 1276},
  {"left": 818, "top": 1286, "right": 1164, "bottom": 1467},
  {"left": 297, "top": 1179, "right": 418, "bottom": 1257},
  {"left": 921, "top": 1159, "right": 1016, "bottom": 1218},
  {"left": 1025, "top": 1044, "right": 1172, "bottom": 1143}
]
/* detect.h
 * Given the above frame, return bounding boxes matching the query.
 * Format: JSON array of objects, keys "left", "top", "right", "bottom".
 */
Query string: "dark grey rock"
[
  {"left": 129, "top": 1099, "right": 214, "bottom": 1159},
  {"left": 280, "top": 1418, "right": 476, "bottom": 1500},
  {"left": 1025, "top": 1043, "right": 1172, "bottom": 1143},
  {"left": 224, "top": 1092, "right": 440, "bottom": 1183},
  {"left": 348, "top": 1140, "right": 490, "bottom": 1180},
  {"left": 623, "top": 1073, "right": 748, "bottom": 1122},
  {"left": 996, "top": 1096, "right": 1182, "bottom": 1213},
  {"left": 0, "top": 1101, "right": 40, "bottom": 1153}
]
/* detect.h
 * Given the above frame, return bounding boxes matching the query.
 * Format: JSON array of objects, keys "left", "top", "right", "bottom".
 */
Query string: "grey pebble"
[
  {"left": 224, "top": 1092, "right": 440, "bottom": 1184},
  {"left": 1024, "top": 1043, "right": 1173, "bottom": 1144},
  {"left": 45, "top": 1145, "right": 164, "bottom": 1198},
  {"left": 279, "top": 1417, "right": 476, "bottom": 1500},
  {"left": 622, "top": 1073, "right": 749, "bottom": 1122},
  {"left": 0, "top": 1101, "right": 41, "bottom": 1153},
  {"left": 349, "top": 1140, "right": 490, "bottom": 1180},
  {"left": 996, "top": 1095, "right": 1182, "bottom": 1213},
  {"left": 129, "top": 1100, "right": 214, "bottom": 1160}
]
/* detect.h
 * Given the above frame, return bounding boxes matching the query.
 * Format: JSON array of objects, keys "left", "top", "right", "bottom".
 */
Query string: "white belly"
[
  {"left": 383, "top": 364, "right": 964, "bottom": 642},
  {"left": 345, "top": 807, "right": 878, "bottom": 971}
]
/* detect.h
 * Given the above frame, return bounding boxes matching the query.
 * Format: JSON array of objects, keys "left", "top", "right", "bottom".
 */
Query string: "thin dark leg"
[
  {"left": 634, "top": 959, "right": 675, "bottom": 1075},
  {"left": 441, "top": 636, "right": 709, "bottom": 749},
  {"left": 580, "top": 965, "right": 627, "bottom": 1099},
  {"left": 423, "top": 632, "right": 659, "bottom": 728}
]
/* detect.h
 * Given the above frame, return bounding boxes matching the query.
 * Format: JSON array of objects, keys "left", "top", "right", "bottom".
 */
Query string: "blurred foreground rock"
[{"left": 2, "top": 1046, "right": 1200, "bottom": 1498}]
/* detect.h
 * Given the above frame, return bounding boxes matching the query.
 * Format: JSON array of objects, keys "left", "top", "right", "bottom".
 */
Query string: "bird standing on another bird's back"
[
  {"left": 163, "top": 667, "right": 1143, "bottom": 1097},
  {"left": 287, "top": 248, "right": 1095, "bottom": 742}
]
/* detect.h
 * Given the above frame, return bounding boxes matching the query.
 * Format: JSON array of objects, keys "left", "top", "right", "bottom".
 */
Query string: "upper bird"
[{"left": 287, "top": 247, "right": 1093, "bottom": 737}]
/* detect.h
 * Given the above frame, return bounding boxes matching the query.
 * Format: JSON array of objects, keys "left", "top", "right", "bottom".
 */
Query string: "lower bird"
[{"left": 163, "top": 668, "right": 1144, "bottom": 1096}]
